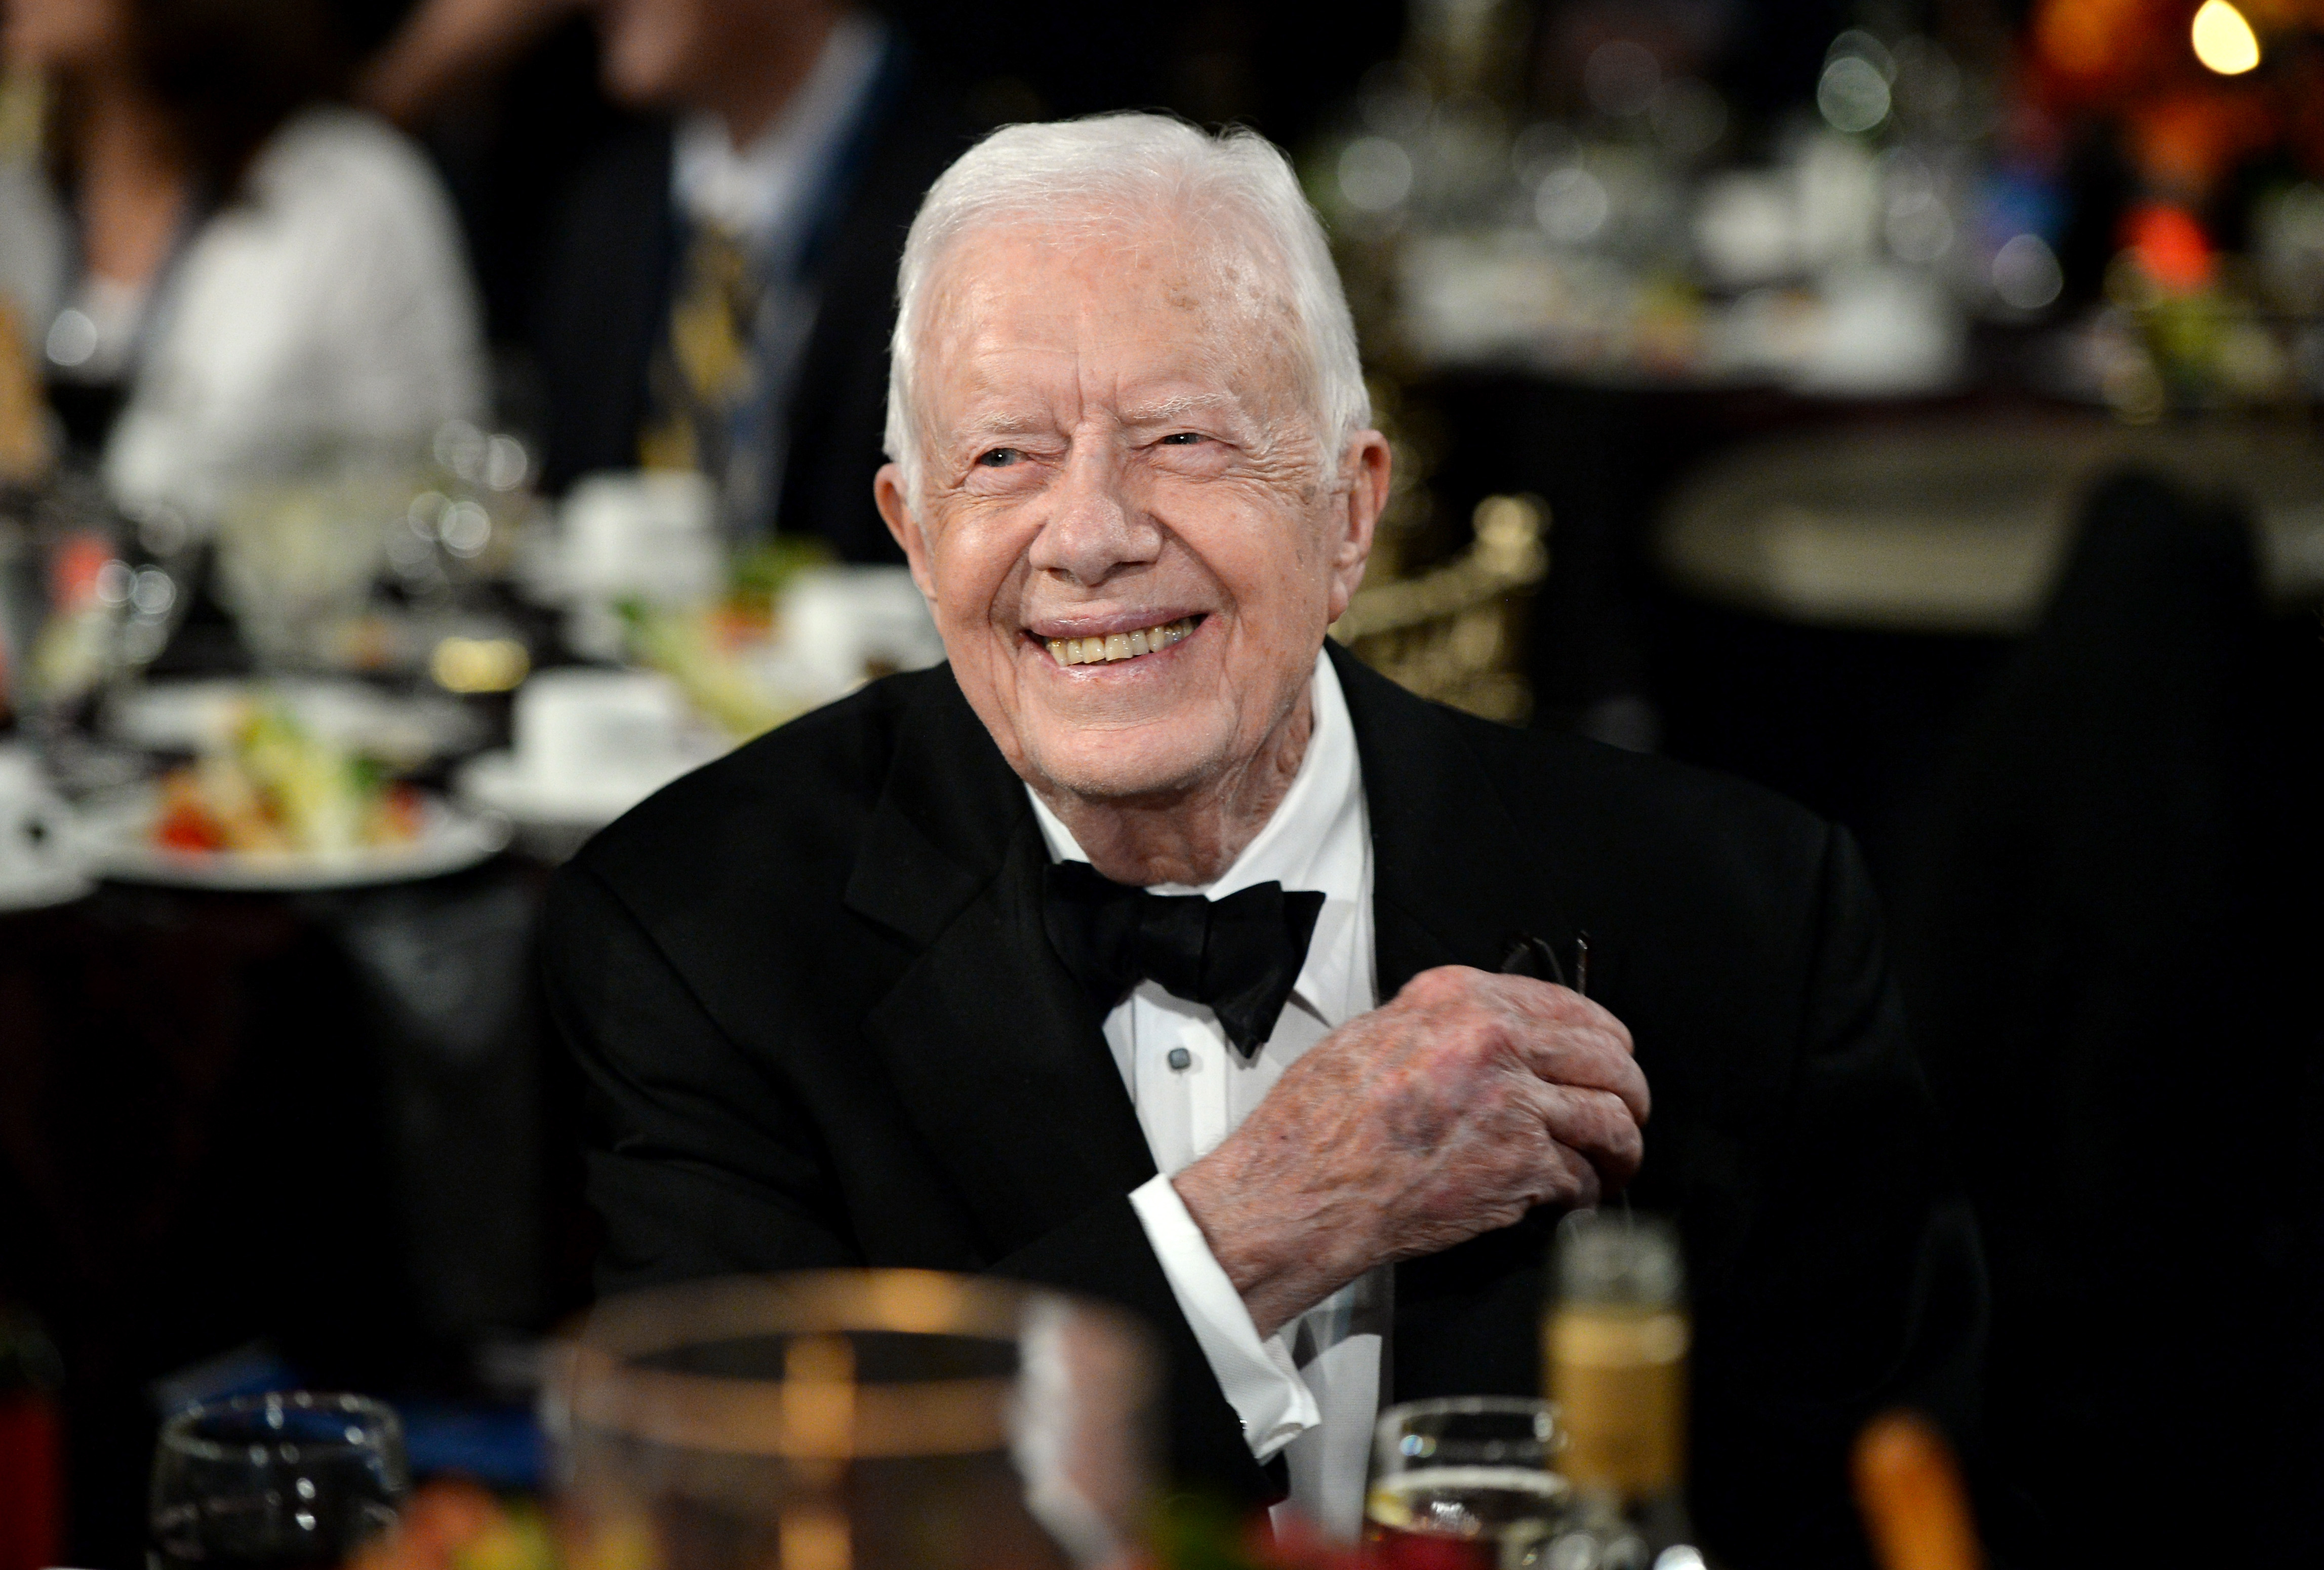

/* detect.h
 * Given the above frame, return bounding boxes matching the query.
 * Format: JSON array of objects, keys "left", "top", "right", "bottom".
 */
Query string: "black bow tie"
[{"left": 1041, "top": 860, "right": 1326, "bottom": 1060}]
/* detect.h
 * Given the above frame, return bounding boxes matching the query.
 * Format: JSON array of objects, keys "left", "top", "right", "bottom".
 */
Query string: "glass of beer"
[
  {"left": 149, "top": 1391, "right": 408, "bottom": 1570},
  {"left": 542, "top": 1270, "right": 1156, "bottom": 1570},
  {"left": 1364, "top": 1396, "right": 1570, "bottom": 1570}
]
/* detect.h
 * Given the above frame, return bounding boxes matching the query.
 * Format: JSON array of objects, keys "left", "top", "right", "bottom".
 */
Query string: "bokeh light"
[{"left": 2191, "top": 0, "right": 2260, "bottom": 75}]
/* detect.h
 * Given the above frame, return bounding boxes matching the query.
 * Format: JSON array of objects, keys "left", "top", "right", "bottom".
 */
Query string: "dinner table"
[{"left": 0, "top": 688, "right": 583, "bottom": 1566}]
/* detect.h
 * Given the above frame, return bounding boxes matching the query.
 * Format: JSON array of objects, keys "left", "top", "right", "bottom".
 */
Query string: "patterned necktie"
[
  {"left": 639, "top": 220, "right": 757, "bottom": 489},
  {"left": 1042, "top": 860, "right": 1326, "bottom": 1059}
]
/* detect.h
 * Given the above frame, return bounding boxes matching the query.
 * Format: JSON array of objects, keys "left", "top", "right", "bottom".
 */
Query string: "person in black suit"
[
  {"left": 541, "top": 115, "right": 1981, "bottom": 1568},
  {"left": 530, "top": 0, "right": 963, "bottom": 560}
]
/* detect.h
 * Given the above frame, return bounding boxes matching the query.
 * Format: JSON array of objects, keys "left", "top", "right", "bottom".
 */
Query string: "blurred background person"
[
  {"left": 533, "top": 0, "right": 959, "bottom": 561},
  {"left": 355, "top": 0, "right": 575, "bottom": 129},
  {"left": 367, "top": 0, "right": 967, "bottom": 561},
  {"left": 0, "top": 0, "right": 485, "bottom": 525}
]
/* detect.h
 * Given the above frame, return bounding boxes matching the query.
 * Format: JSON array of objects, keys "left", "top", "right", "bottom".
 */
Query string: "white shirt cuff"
[{"left": 1129, "top": 1172, "right": 1320, "bottom": 1462}]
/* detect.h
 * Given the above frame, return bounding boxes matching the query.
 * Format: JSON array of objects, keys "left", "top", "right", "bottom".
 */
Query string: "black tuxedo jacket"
[
  {"left": 541, "top": 646, "right": 1984, "bottom": 1569},
  {"left": 530, "top": 47, "right": 968, "bottom": 563}
]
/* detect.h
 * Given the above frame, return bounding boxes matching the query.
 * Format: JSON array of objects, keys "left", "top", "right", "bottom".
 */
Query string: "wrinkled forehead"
[{"left": 915, "top": 209, "right": 1311, "bottom": 427}]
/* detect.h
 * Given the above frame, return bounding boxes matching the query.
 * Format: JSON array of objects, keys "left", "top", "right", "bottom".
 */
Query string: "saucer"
[{"left": 454, "top": 749, "right": 708, "bottom": 831}]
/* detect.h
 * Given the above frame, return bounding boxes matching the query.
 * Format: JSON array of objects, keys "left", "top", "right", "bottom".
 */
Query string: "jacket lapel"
[
  {"left": 1329, "top": 646, "right": 1597, "bottom": 1400},
  {"left": 845, "top": 671, "right": 1155, "bottom": 1260},
  {"left": 838, "top": 651, "right": 1588, "bottom": 1272},
  {"left": 1330, "top": 644, "right": 1581, "bottom": 996}
]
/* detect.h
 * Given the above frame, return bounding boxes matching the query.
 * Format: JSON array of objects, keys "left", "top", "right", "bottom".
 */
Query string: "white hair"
[{"left": 882, "top": 112, "right": 1370, "bottom": 503}]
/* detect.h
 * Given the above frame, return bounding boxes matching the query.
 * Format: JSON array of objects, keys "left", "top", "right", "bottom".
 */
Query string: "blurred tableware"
[
  {"left": 1540, "top": 1213, "right": 1699, "bottom": 1570},
  {"left": 512, "top": 668, "right": 696, "bottom": 789},
  {"left": 455, "top": 667, "right": 720, "bottom": 841},
  {"left": 613, "top": 564, "right": 943, "bottom": 749},
  {"left": 106, "top": 678, "right": 484, "bottom": 768},
  {"left": 543, "top": 1270, "right": 1156, "bottom": 1570},
  {"left": 214, "top": 465, "right": 404, "bottom": 672},
  {"left": 1363, "top": 1397, "right": 1569, "bottom": 1570},
  {"left": 0, "top": 741, "right": 89, "bottom": 911},
  {"left": 778, "top": 566, "right": 946, "bottom": 696},
  {"left": 616, "top": 602, "right": 811, "bottom": 742},
  {"left": 150, "top": 1391, "right": 409, "bottom": 1570},
  {"left": 4, "top": 475, "right": 194, "bottom": 736},
  {"left": 85, "top": 787, "right": 507, "bottom": 890},
  {"left": 383, "top": 421, "right": 535, "bottom": 594},
  {"left": 556, "top": 471, "right": 722, "bottom": 660}
]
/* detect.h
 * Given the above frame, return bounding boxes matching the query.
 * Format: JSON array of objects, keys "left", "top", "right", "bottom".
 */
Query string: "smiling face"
[{"left": 876, "top": 215, "right": 1389, "bottom": 813}]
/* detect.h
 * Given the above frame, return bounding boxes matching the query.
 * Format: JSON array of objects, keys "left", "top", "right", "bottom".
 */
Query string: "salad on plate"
[{"left": 147, "top": 699, "right": 426, "bottom": 857}]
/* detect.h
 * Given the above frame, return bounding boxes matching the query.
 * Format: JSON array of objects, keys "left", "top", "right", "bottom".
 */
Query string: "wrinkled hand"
[{"left": 1172, "top": 965, "right": 1648, "bottom": 1336}]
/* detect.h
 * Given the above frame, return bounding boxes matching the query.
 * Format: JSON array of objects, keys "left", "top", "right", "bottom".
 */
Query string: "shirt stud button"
[{"left": 1167, "top": 1047, "right": 1192, "bottom": 1071}]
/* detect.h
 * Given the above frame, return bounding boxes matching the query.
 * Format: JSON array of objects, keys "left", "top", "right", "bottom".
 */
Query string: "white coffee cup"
[
  {"left": 779, "top": 566, "right": 946, "bottom": 698},
  {"left": 512, "top": 669, "right": 694, "bottom": 790},
  {"left": 556, "top": 471, "right": 724, "bottom": 660}
]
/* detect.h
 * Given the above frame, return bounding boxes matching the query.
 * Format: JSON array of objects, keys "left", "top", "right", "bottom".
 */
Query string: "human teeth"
[{"left": 1046, "top": 617, "right": 1197, "bottom": 665}]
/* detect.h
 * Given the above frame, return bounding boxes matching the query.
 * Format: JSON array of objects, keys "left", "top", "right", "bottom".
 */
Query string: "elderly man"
[{"left": 542, "top": 115, "right": 1981, "bottom": 1566}]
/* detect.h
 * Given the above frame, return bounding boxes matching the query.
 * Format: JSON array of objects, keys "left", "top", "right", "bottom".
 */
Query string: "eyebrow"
[
  {"left": 1119, "top": 392, "right": 1241, "bottom": 426},
  {"left": 956, "top": 411, "right": 1058, "bottom": 440},
  {"left": 952, "top": 392, "right": 1244, "bottom": 441}
]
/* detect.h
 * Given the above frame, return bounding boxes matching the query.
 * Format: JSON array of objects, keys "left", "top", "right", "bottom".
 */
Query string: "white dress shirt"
[
  {"left": 669, "top": 12, "right": 887, "bottom": 264},
  {"left": 1028, "top": 650, "right": 1387, "bottom": 1538},
  {"left": 2, "top": 111, "right": 484, "bottom": 518}
]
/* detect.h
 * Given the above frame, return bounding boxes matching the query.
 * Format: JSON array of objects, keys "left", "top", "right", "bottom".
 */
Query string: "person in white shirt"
[
  {"left": 544, "top": 113, "right": 1984, "bottom": 1567},
  {"left": 0, "top": 0, "right": 484, "bottom": 524}
]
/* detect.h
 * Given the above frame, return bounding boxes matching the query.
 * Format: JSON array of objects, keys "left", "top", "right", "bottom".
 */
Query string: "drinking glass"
[
  {"left": 1364, "top": 1396, "right": 1570, "bottom": 1570},
  {"left": 149, "top": 1391, "right": 408, "bottom": 1570},
  {"left": 542, "top": 1270, "right": 1156, "bottom": 1570},
  {"left": 5, "top": 474, "right": 194, "bottom": 781},
  {"left": 213, "top": 463, "right": 399, "bottom": 672}
]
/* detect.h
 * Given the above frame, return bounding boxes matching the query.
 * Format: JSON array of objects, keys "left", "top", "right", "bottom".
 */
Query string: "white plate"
[
  {"left": 85, "top": 791, "right": 511, "bottom": 890},
  {"left": 454, "top": 749, "right": 701, "bottom": 830},
  {"left": 0, "top": 864, "right": 95, "bottom": 913},
  {"left": 105, "top": 679, "right": 485, "bottom": 767}
]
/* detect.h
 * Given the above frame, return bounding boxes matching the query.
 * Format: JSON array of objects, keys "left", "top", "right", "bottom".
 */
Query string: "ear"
[
  {"left": 875, "top": 462, "right": 938, "bottom": 603},
  {"left": 1324, "top": 430, "right": 1391, "bottom": 623}
]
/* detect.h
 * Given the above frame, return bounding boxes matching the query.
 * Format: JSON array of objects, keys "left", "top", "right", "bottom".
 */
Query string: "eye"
[
  {"left": 976, "top": 447, "right": 1023, "bottom": 467},
  {"left": 1159, "top": 432, "right": 1204, "bottom": 446}
]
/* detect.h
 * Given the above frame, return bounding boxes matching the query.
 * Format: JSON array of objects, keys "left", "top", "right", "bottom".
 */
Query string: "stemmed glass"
[
  {"left": 149, "top": 1392, "right": 408, "bottom": 1570},
  {"left": 3, "top": 473, "right": 195, "bottom": 786},
  {"left": 1364, "top": 1396, "right": 1571, "bottom": 1570},
  {"left": 543, "top": 1270, "right": 1157, "bottom": 1570}
]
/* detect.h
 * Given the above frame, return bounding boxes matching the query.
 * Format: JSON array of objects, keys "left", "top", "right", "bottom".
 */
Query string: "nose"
[{"left": 1026, "top": 437, "right": 1160, "bottom": 587}]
